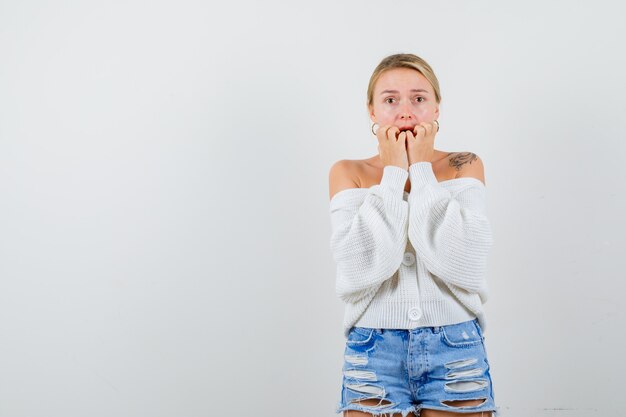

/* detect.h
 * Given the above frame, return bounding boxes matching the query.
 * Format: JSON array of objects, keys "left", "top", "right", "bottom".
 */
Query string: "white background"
[{"left": 1, "top": 1, "right": 625, "bottom": 416}]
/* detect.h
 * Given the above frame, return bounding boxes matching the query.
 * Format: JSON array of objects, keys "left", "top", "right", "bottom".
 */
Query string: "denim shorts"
[{"left": 336, "top": 318, "right": 499, "bottom": 417}]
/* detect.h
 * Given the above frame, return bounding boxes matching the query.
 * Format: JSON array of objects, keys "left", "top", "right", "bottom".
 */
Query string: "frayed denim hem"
[{"left": 336, "top": 402, "right": 417, "bottom": 417}]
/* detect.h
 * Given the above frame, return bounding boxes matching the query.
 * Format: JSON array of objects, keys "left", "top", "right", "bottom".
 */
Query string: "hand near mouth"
[
  {"left": 374, "top": 125, "right": 409, "bottom": 171},
  {"left": 405, "top": 121, "right": 438, "bottom": 166}
]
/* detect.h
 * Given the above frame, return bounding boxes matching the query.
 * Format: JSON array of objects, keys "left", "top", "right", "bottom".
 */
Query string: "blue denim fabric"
[{"left": 336, "top": 318, "right": 499, "bottom": 416}]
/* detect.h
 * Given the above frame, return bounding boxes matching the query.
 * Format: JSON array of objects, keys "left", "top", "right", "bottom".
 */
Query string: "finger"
[
  {"left": 397, "top": 131, "right": 407, "bottom": 146},
  {"left": 419, "top": 121, "right": 433, "bottom": 135},
  {"left": 376, "top": 125, "right": 392, "bottom": 144},
  {"left": 406, "top": 129, "right": 415, "bottom": 141},
  {"left": 387, "top": 126, "right": 400, "bottom": 141},
  {"left": 413, "top": 125, "right": 426, "bottom": 138}
]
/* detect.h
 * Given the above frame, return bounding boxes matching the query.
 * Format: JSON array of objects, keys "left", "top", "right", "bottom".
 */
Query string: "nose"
[{"left": 400, "top": 102, "right": 413, "bottom": 119}]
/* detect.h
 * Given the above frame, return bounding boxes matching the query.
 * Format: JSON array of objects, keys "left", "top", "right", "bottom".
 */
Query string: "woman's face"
[{"left": 369, "top": 67, "right": 440, "bottom": 133}]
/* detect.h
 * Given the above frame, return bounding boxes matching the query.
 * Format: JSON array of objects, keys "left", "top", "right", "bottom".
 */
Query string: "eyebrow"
[{"left": 380, "top": 89, "right": 429, "bottom": 95}]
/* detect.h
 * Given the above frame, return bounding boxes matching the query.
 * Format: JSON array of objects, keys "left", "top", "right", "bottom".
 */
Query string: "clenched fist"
[
  {"left": 375, "top": 125, "right": 409, "bottom": 171},
  {"left": 406, "top": 121, "right": 438, "bottom": 166}
]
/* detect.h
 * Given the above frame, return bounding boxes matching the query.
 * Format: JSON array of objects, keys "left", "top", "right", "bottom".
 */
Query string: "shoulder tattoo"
[{"left": 448, "top": 152, "right": 478, "bottom": 171}]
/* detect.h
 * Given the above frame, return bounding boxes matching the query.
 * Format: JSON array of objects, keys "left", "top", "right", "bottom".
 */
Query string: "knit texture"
[{"left": 329, "top": 162, "right": 494, "bottom": 338}]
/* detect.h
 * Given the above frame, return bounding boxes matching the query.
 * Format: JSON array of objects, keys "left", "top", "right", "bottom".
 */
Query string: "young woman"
[{"left": 328, "top": 53, "right": 499, "bottom": 417}]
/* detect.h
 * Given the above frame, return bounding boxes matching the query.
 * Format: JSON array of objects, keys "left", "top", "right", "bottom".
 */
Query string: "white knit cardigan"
[{"left": 329, "top": 162, "right": 494, "bottom": 338}]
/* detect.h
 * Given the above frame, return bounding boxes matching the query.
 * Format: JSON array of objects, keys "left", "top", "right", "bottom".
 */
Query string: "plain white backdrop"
[{"left": 1, "top": 1, "right": 625, "bottom": 416}]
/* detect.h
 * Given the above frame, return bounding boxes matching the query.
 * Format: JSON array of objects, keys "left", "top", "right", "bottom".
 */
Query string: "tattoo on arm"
[{"left": 449, "top": 152, "right": 478, "bottom": 171}]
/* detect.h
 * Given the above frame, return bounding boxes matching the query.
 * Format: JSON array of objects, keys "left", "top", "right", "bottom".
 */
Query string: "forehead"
[{"left": 375, "top": 67, "right": 431, "bottom": 93}]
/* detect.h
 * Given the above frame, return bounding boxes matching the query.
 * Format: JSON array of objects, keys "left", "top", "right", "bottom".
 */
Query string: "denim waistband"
[{"left": 367, "top": 318, "right": 478, "bottom": 335}]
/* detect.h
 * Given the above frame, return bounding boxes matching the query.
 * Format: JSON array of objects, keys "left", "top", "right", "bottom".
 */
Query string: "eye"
[
  {"left": 385, "top": 97, "right": 396, "bottom": 104},
  {"left": 415, "top": 96, "right": 425, "bottom": 103}
]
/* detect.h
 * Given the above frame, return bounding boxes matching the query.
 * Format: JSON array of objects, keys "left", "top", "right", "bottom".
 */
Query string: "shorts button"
[
  {"left": 408, "top": 307, "right": 421, "bottom": 321},
  {"left": 402, "top": 252, "right": 415, "bottom": 266}
]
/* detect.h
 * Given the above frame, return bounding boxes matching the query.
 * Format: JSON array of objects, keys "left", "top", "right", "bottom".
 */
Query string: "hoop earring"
[
  {"left": 434, "top": 120, "right": 440, "bottom": 132},
  {"left": 371, "top": 122, "right": 379, "bottom": 136}
]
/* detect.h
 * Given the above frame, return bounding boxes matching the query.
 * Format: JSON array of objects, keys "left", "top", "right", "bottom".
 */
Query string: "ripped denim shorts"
[{"left": 336, "top": 318, "right": 499, "bottom": 417}]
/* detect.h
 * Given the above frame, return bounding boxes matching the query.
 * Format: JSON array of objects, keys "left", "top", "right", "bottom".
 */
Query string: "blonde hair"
[{"left": 367, "top": 53, "right": 442, "bottom": 108}]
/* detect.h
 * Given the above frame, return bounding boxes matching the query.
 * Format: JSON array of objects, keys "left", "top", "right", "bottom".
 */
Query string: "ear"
[
  {"left": 367, "top": 103, "right": 376, "bottom": 122},
  {"left": 434, "top": 105, "right": 440, "bottom": 119}
]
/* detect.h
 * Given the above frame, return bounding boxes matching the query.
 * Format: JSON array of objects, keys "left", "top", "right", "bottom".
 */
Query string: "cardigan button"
[
  {"left": 402, "top": 252, "right": 415, "bottom": 266},
  {"left": 408, "top": 308, "right": 421, "bottom": 321}
]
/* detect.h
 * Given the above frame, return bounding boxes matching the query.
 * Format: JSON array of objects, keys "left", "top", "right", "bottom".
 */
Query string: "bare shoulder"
[
  {"left": 328, "top": 159, "right": 361, "bottom": 201},
  {"left": 448, "top": 152, "right": 487, "bottom": 186}
]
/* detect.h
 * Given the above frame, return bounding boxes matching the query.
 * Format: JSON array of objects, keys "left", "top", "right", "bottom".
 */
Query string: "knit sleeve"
[
  {"left": 407, "top": 162, "right": 493, "bottom": 298},
  {"left": 329, "top": 165, "right": 409, "bottom": 304}
]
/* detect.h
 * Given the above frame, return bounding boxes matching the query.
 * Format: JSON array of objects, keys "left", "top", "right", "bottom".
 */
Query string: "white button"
[
  {"left": 408, "top": 307, "right": 421, "bottom": 321},
  {"left": 402, "top": 252, "right": 415, "bottom": 266}
]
